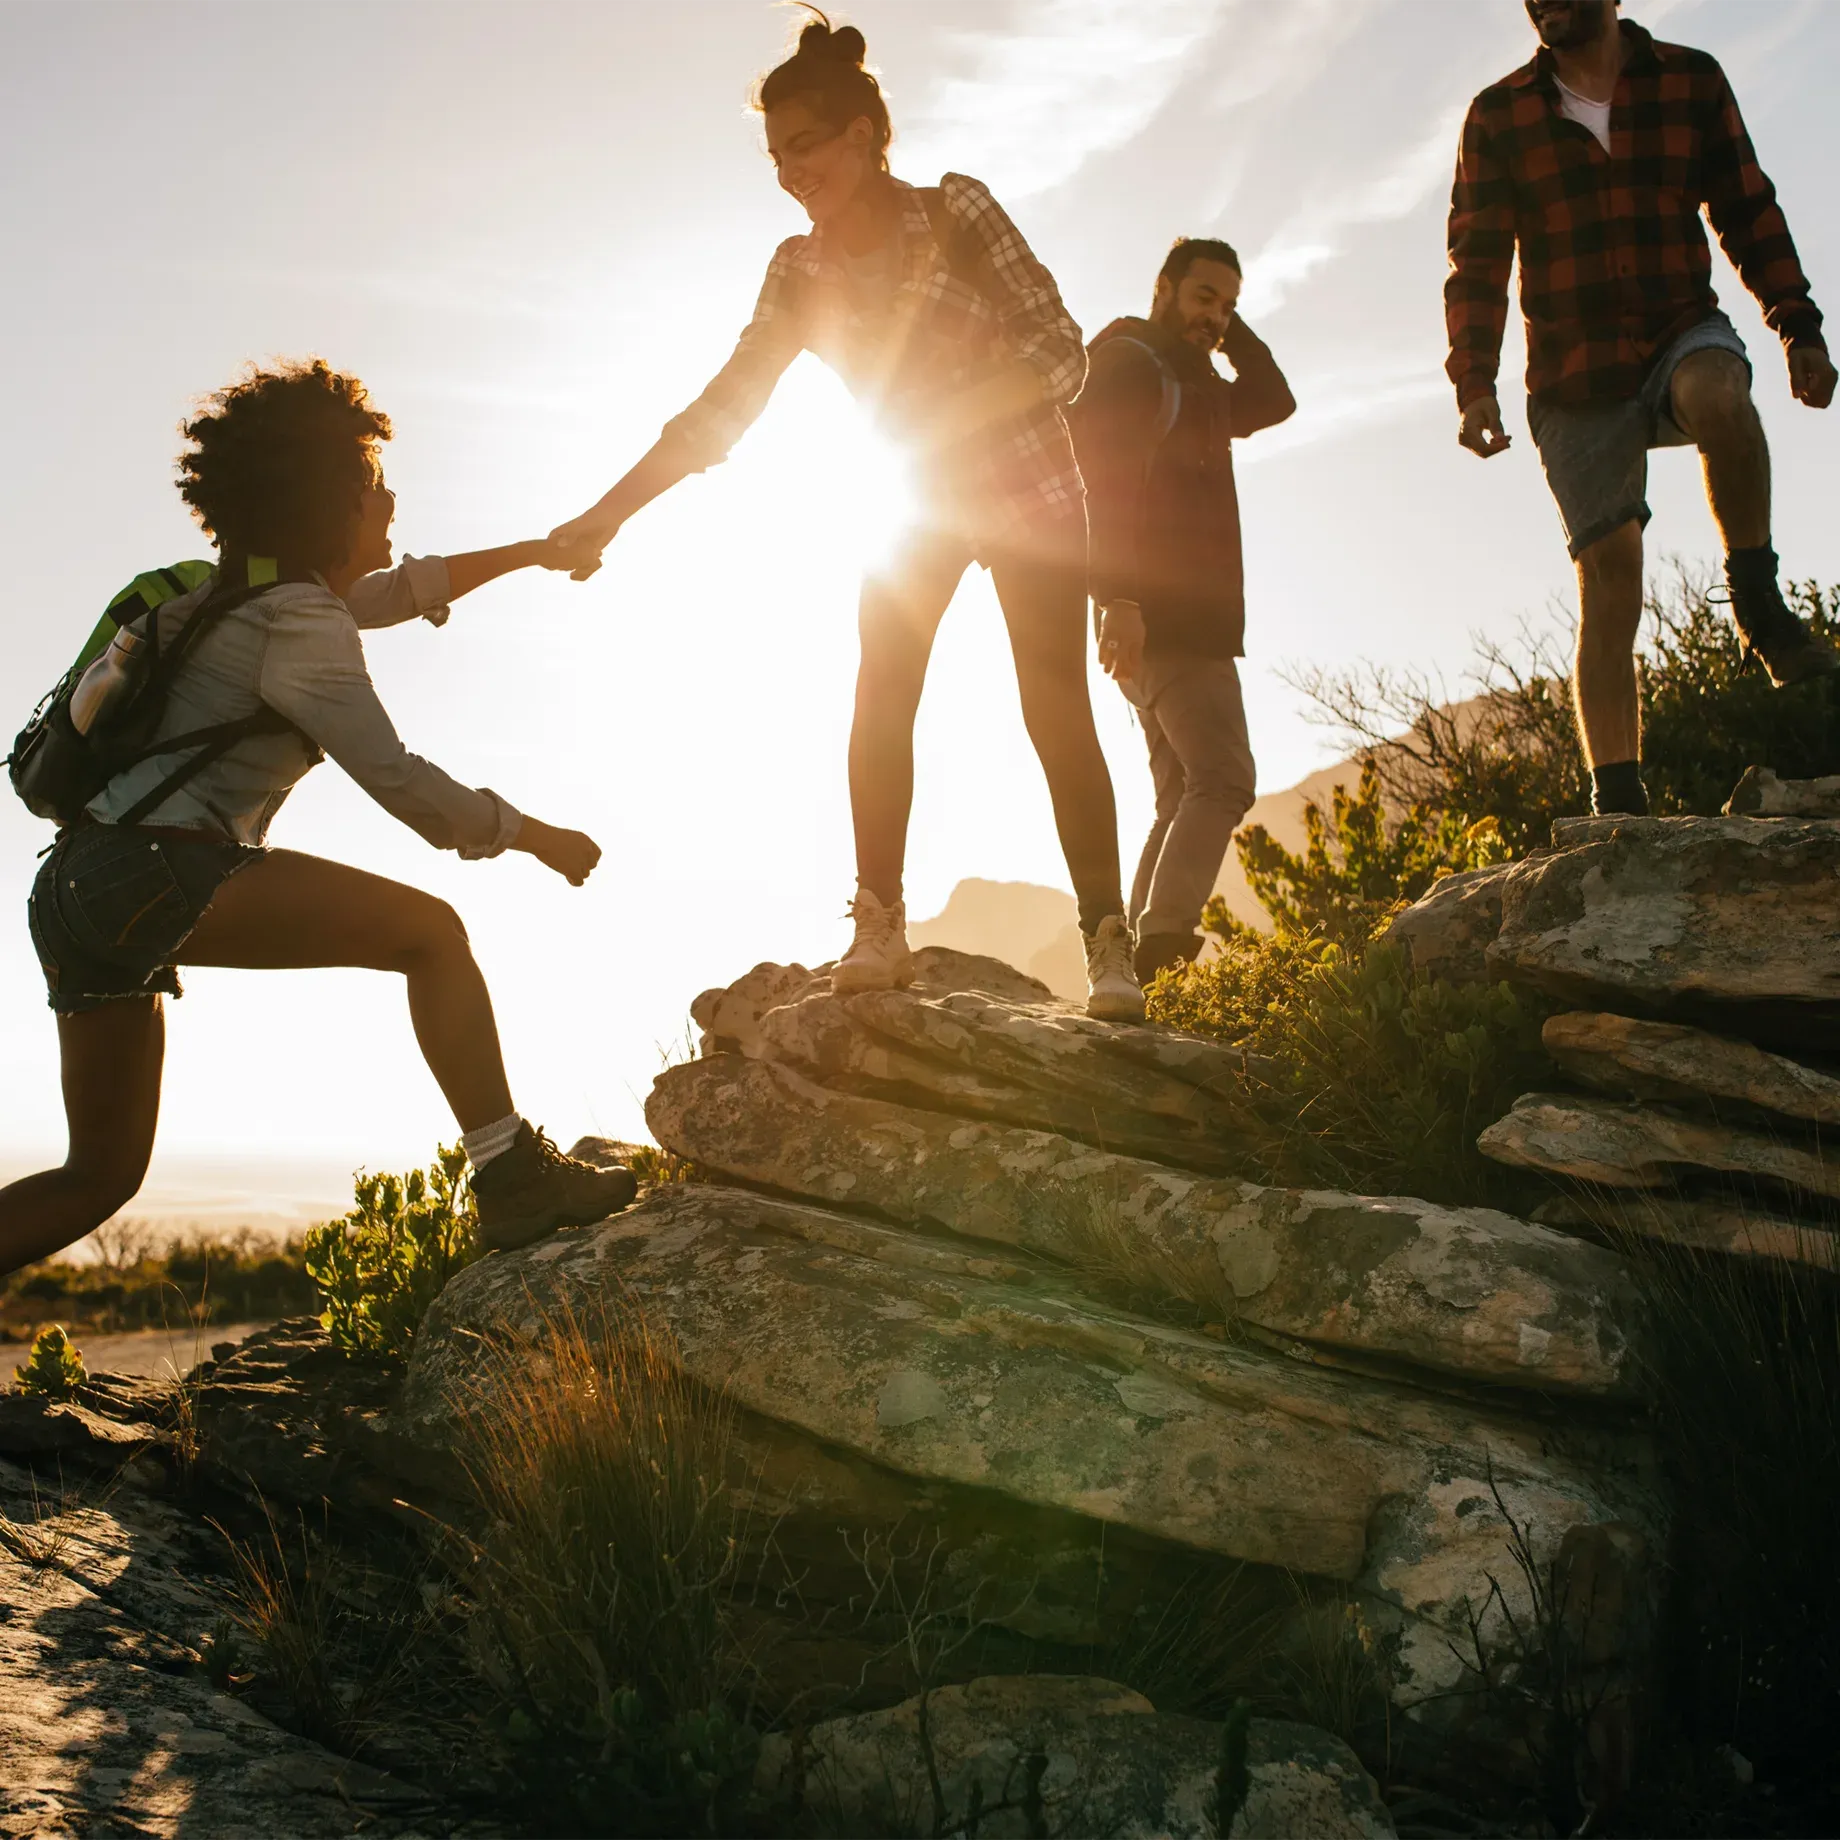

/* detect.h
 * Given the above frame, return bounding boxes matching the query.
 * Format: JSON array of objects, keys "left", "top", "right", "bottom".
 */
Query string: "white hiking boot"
[
  {"left": 833, "top": 889, "right": 915, "bottom": 995},
  {"left": 1084, "top": 914, "right": 1146, "bottom": 1023}
]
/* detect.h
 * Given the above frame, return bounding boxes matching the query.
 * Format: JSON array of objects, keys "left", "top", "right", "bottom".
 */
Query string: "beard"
[
  {"left": 1528, "top": 2, "right": 1613, "bottom": 51},
  {"left": 1152, "top": 300, "right": 1221, "bottom": 349}
]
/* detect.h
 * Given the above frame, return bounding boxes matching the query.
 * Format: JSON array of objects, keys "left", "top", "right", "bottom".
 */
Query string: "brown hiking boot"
[
  {"left": 471, "top": 1122, "right": 638, "bottom": 1253},
  {"left": 1724, "top": 558, "right": 1840, "bottom": 688}
]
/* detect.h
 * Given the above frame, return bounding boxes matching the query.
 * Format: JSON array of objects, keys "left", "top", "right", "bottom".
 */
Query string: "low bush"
[
  {"left": 1150, "top": 764, "right": 1549, "bottom": 1208},
  {"left": 2, "top": 1228, "right": 316, "bottom": 1341},
  {"left": 303, "top": 1147, "right": 480, "bottom": 1363},
  {"left": 13, "top": 1322, "right": 86, "bottom": 1398}
]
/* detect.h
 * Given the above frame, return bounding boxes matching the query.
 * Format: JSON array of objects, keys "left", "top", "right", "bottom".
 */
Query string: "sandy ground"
[{"left": 1, "top": 1321, "right": 271, "bottom": 1381}]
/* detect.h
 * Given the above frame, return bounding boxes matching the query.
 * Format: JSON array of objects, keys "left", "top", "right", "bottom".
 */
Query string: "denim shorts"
[
  {"left": 1526, "top": 310, "right": 1751, "bottom": 558},
  {"left": 27, "top": 825, "right": 263, "bottom": 1014}
]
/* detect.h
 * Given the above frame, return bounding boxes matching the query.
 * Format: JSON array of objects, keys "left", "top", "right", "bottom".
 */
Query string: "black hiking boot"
[
  {"left": 1724, "top": 550, "right": 1840, "bottom": 687},
  {"left": 471, "top": 1122, "right": 638, "bottom": 1253},
  {"left": 1133, "top": 930, "right": 1201, "bottom": 986}
]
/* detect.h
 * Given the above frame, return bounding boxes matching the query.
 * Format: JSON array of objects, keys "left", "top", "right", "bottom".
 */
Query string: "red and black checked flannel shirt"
[
  {"left": 1445, "top": 21, "right": 1825, "bottom": 410},
  {"left": 660, "top": 173, "right": 1086, "bottom": 558}
]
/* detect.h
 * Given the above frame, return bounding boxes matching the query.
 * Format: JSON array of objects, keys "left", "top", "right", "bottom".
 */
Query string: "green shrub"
[
  {"left": 1151, "top": 936, "right": 1548, "bottom": 1206},
  {"left": 1290, "top": 568, "right": 1840, "bottom": 850},
  {"left": 1233, "top": 756, "right": 1508, "bottom": 949},
  {"left": 14, "top": 1323, "right": 86, "bottom": 1398},
  {"left": 303, "top": 1146, "right": 480, "bottom": 1363}
]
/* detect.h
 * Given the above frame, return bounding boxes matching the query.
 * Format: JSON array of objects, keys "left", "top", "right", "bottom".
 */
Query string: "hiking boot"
[
  {"left": 1134, "top": 929, "right": 1201, "bottom": 986},
  {"left": 833, "top": 889, "right": 915, "bottom": 995},
  {"left": 1084, "top": 914, "right": 1146, "bottom": 1023},
  {"left": 471, "top": 1122, "right": 638, "bottom": 1253},
  {"left": 1724, "top": 556, "right": 1840, "bottom": 687}
]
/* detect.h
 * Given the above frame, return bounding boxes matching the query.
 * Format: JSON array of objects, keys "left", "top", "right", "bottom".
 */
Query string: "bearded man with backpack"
[
  {"left": 1, "top": 358, "right": 638, "bottom": 1279},
  {"left": 1070, "top": 237, "right": 1296, "bottom": 986}
]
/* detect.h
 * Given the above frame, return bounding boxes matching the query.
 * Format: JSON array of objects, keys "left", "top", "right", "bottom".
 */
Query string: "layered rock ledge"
[{"left": 401, "top": 948, "right": 1662, "bottom": 1740}]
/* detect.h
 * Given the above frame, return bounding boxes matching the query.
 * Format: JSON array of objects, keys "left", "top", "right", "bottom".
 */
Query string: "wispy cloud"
[{"left": 898, "top": 0, "right": 1233, "bottom": 199}]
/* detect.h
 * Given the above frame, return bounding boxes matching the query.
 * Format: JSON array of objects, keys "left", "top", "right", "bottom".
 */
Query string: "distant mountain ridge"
[{"left": 910, "top": 748, "right": 1368, "bottom": 1000}]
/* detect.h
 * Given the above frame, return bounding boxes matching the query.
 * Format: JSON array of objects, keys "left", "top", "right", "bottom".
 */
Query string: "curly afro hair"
[{"left": 176, "top": 359, "right": 392, "bottom": 572}]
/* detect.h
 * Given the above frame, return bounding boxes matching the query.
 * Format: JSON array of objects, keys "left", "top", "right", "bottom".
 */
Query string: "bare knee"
[
  {"left": 1577, "top": 523, "right": 1643, "bottom": 630},
  {"left": 390, "top": 895, "right": 474, "bottom": 976},
  {"left": 1672, "top": 352, "right": 1757, "bottom": 444},
  {"left": 59, "top": 1150, "right": 149, "bottom": 1227}
]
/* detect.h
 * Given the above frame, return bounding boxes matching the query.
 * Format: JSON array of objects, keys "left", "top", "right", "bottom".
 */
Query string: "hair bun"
[{"left": 799, "top": 19, "right": 866, "bottom": 65}]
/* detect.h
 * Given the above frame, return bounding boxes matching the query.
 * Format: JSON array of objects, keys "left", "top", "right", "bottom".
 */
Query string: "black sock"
[
  {"left": 1078, "top": 895, "right": 1125, "bottom": 936},
  {"left": 1590, "top": 760, "right": 1648, "bottom": 817},
  {"left": 1725, "top": 543, "right": 1779, "bottom": 591}
]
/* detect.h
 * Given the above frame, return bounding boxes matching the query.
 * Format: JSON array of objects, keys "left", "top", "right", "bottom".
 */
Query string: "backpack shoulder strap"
[{"left": 1102, "top": 336, "right": 1183, "bottom": 448}]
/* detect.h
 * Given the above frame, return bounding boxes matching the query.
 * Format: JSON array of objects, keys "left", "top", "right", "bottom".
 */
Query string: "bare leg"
[
  {"left": 0, "top": 999, "right": 164, "bottom": 1277},
  {"left": 992, "top": 555, "right": 1123, "bottom": 925},
  {"left": 849, "top": 540, "right": 968, "bottom": 905},
  {"left": 1572, "top": 519, "right": 1646, "bottom": 770},
  {"left": 178, "top": 850, "right": 514, "bottom": 1130},
  {"left": 1670, "top": 350, "right": 1771, "bottom": 550}
]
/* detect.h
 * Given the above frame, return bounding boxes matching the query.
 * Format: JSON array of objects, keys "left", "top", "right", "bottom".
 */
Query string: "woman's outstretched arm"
[{"left": 550, "top": 238, "right": 810, "bottom": 565}]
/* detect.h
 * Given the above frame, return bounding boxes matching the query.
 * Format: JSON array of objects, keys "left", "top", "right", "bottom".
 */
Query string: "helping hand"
[
  {"left": 546, "top": 513, "right": 618, "bottom": 582},
  {"left": 1789, "top": 345, "right": 1837, "bottom": 410},
  {"left": 1458, "top": 395, "right": 1512, "bottom": 458},
  {"left": 1097, "top": 600, "right": 1146, "bottom": 682}
]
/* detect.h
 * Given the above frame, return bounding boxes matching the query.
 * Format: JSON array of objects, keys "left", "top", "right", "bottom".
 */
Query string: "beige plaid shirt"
[{"left": 661, "top": 173, "right": 1087, "bottom": 557}]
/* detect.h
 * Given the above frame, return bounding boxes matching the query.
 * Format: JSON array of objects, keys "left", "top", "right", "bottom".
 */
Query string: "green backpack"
[{"left": 8, "top": 559, "right": 291, "bottom": 828}]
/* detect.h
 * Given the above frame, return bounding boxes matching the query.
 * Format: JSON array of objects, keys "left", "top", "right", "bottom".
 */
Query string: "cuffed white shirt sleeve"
[{"left": 342, "top": 554, "right": 455, "bottom": 630}]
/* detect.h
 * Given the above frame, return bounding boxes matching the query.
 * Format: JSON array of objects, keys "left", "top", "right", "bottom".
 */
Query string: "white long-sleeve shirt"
[{"left": 87, "top": 557, "right": 521, "bottom": 856}]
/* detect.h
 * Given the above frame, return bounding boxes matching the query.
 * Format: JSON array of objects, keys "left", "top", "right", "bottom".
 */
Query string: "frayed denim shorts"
[
  {"left": 1526, "top": 310, "right": 1751, "bottom": 559},
  {"left": 27, "top": 824, "right": 263, "bottom": 1015}
]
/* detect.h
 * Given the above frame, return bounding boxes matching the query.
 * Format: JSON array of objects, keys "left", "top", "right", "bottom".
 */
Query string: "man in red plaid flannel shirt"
[{"left": 1447, "top": 0, "right": 1838, "bottom": 817}]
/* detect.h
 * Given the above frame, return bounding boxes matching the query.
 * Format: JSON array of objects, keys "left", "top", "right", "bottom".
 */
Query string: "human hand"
[
  {"left": 1097, "top": 600, "right": 1145, "bottom": 682},
  {"left": 547, "top": 512, "right": 619, "bottom": 582},
  {"left": 1789, "top": 345, "right": 1837, "bottom": 410},
  {"left": 1458, "top": 395, "right": 1512, "bottom": 458},
  {"left": 514, "top": 815, "right": 602, "bottom": 886}
]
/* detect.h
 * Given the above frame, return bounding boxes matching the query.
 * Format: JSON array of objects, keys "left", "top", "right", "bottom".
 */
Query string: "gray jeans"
[{"left": 1121, "top": 653, "right": 1257, "bottom": 940}]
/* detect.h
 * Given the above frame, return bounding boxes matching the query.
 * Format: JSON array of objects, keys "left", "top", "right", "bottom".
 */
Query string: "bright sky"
[{"left": 1, "top": 0, "right": 1836, "bottom": 1205}]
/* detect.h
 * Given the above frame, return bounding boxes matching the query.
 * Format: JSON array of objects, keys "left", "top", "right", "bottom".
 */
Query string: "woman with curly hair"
[
  {"left": 2, "top": 359, "right": 636, "bottom": 1277},
  {"left": 550, "top": 11, "right": 1143, "bottom": 1022}
]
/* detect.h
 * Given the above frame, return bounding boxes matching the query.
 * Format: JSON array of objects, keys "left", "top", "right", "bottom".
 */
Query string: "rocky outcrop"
[
  {"left": 648, "top": 1052, "right": 1643, "bottom": 1396},
  {"left": 1542, "top": 1011, "right": 1840, "bottom": 1126},
  {"left": 1724, "top": 765, "right": 1840, "bottom": 818},
  {"left": 1478, "top": 1093, "right": 1840, "bottom": 1203},
  {"left": 755, "top": 1675, "right": 1395, "bottom": 1839},
  {"left": 691, "top": 949, "right": 1266, "bottom": 1173},
  {"left": 1382, "top": 863, "right": 1513, "bottom": 985},
  {"left": 0, "top": 1454, "right": 431, "bottom": 1838},
  {"left": 1486, "top": 816, "right": 1840, "bottom": 1046}
]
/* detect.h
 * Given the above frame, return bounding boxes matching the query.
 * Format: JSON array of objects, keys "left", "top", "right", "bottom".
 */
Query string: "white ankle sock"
[{"left": 461, "top": 1112, "right": 522, "bottom": 1170}]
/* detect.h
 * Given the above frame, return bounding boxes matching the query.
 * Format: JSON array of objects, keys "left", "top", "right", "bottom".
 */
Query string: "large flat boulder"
[
  {"left": 648, "top": 1053, "right": 1643, "bottom": 1398},
  {"left": 400, "top": 1185, "right": 1659, "bottom": 1717},
  {"left": 691, "top": 950, "right": 1261, "bottom": 1173},
  {"left": 1486, "top": 817, "right": 1840, "bottom": 1044},
  {"left": 1479, "top": 1093, "right": 1840, "bottom": 1201},
  {"left": 1543, "top": 1010, "right": 1840, "bottom": 1126},
  {"left": 755, "top": 1675, "right": 1395, "bottom": 1839}
]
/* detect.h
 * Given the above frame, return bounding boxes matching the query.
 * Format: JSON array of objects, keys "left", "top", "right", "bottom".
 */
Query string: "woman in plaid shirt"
[{"left": 551, "top": 14, "right": 1144, "bottom": 1022}]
